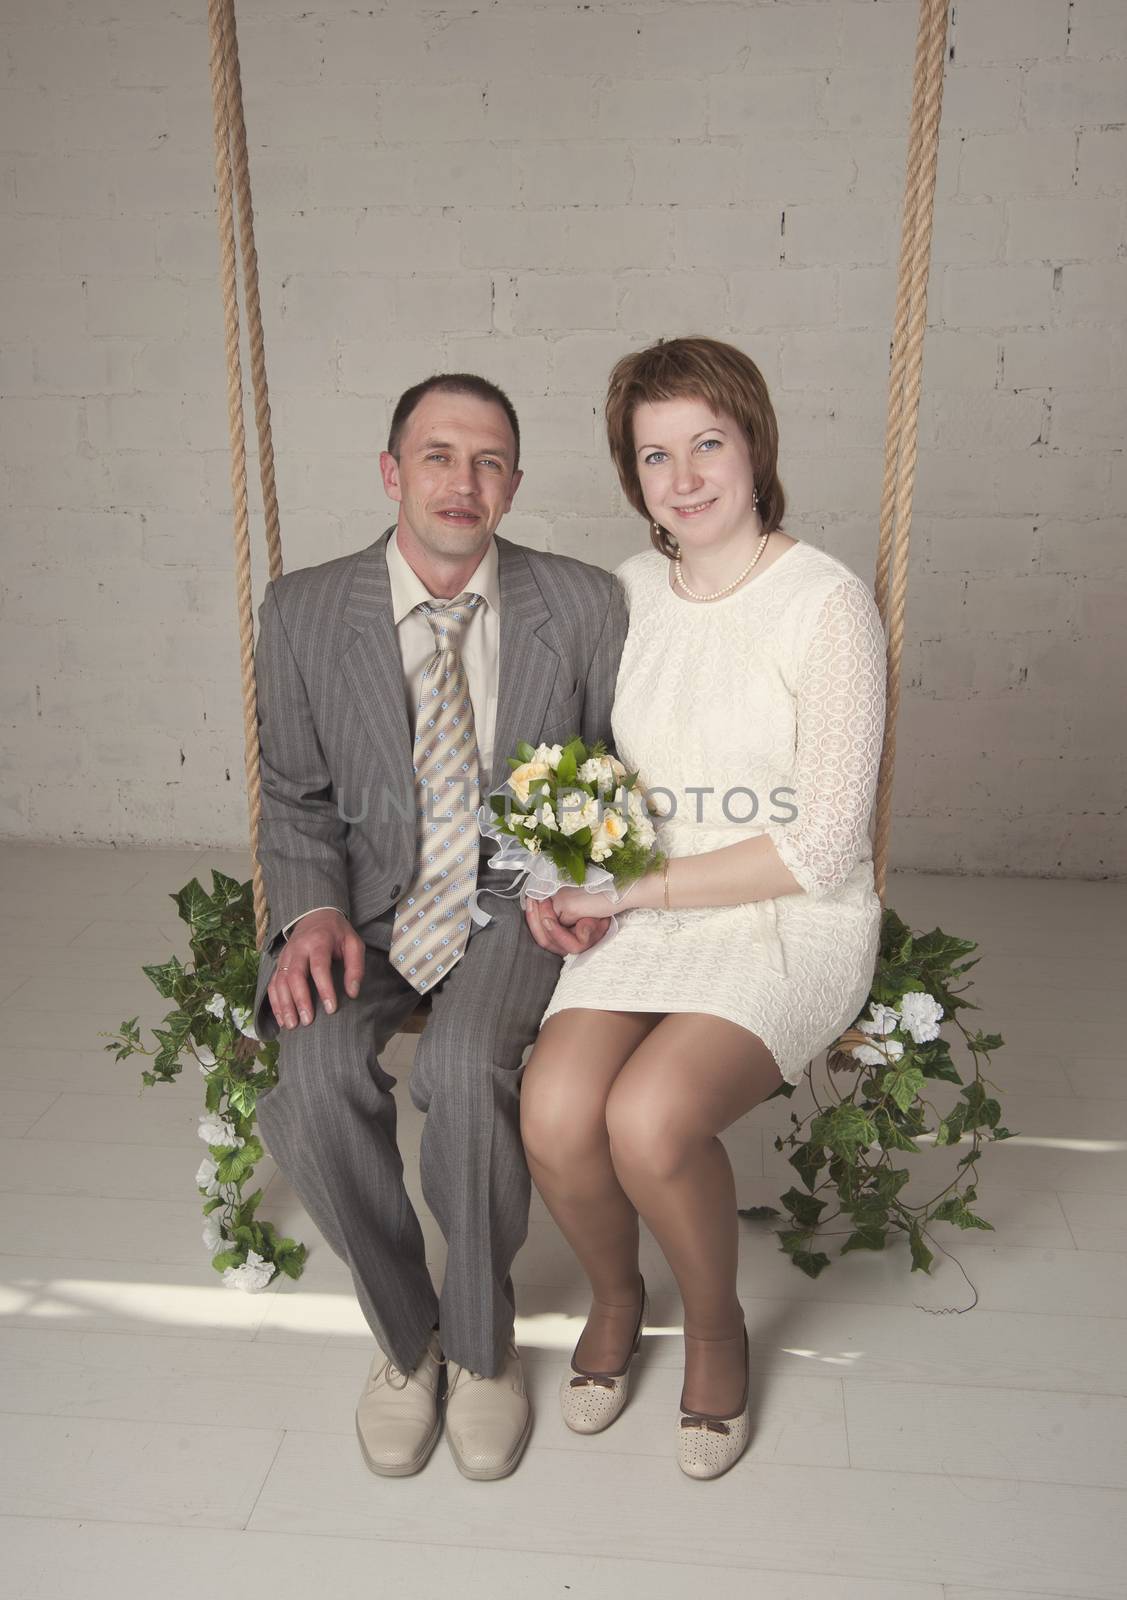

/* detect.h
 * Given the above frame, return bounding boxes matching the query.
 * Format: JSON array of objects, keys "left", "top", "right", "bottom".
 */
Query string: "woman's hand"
[{"left": 551, "top": 886, "right": 621, "bottom": 926}]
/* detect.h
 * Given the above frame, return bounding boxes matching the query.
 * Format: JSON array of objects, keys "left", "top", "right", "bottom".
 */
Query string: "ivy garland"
[
  {"left": 744, "top": 905, "right": 1014, "bottom": 1280},
  {"left": 103, "top": 871, "right": 306, "bottom": 1290}
]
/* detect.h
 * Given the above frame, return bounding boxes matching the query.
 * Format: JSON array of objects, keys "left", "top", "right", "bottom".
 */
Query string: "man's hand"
[
  {"left": 268, "top": 908, "right": 365, "bottom": 1030},
  {"left": 524, "top": 895, "right": 613, "bottom": 958}
]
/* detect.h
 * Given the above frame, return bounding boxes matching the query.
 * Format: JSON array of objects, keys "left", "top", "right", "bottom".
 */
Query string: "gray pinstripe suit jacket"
[{"left": 251, "top": 526, "right": 629, "bottom": 1038}]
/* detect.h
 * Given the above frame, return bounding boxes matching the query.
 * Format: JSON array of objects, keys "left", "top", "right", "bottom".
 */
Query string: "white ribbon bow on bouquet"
[{"left": 470, "top": 804, "right": 624, "bottom": 965}]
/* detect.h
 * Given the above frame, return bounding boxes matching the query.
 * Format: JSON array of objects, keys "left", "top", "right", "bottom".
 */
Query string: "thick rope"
[
  {"left": 872, "top": 0, "right": 949, "bottom": 902},
  {"left": 219, "top": 0, "right": 283, "bottom": 587},
  {"left": 207, "top": 0, "right": 269, "bottom": 947}
]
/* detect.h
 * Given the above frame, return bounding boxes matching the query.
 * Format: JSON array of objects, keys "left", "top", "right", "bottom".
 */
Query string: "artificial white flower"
[
  {"left": 531, "top": 743, "right": 564, "bottom": 770},
  {"left": 221, "top": 1249, "right": 275, "bottom": 1293},
  {"left": 526, "top": 837, "right": 542, "bottom": 854},
  {"left": 204, "top": 993, "right": 226, "bottom": 1020},
  {"left": 851, "top": 1038, "right": 906, "bottom": 1068},
  {"left": 623, "top": 786, "right": 657, "bottom": 848},
  {"left": 195, "top": 1156, "right": 220, "bottom": 1197},
  {"left": 202, "top": 1216, "right": 228, "bottom": 1255},
  {"left": 194, "top": 1043, "right": 217, "bottom": 1074},
  {"left": 578, "top": 754, "right": 627, "bottom": 791},
  {"left": 533, "top": 803, "right": 557, "bottom": 832},
  {"left": 198, "top": 1113, "right": 242, "bottom": 1149},
  {"left": 230, "top": 1005, "right": 258, "bottom": 1041},
  {"left": 557, "top": 793, "right": 601, "bottom": 838},
  {"left": 590, "top": 810, "right": 629, "bottom": 858},
  {"left": 857, "top": 1002, "right": 902, "bottom": 1038},
  {"left": 508, "top": 759, "right": 552, "bottom": 805},
  {"left": 899, "top": 991, "right": 944, "bottom": 1043}
]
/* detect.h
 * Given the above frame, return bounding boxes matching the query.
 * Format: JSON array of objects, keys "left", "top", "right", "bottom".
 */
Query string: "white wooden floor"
[{"left": 1, "top": 843, "right": 1124, "bottom": 1598}]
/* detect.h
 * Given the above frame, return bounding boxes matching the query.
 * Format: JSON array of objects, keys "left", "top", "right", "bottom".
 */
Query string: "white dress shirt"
[{"left": 281, "top": 528, "right": 502, "bottom": 940}]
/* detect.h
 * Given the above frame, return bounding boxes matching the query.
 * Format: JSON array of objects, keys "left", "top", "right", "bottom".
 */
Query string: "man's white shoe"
[
  {"left": 444, "top": 1338, "right": 533, "bottom": 1481},
  {"left": 355, "top": 1328, "right": 445, "bottom": 1477}
]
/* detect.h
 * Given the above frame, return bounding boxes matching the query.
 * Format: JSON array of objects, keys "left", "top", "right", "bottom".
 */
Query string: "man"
[{"left": 250, "top": 373, "right": 628, "bottom": 1480}]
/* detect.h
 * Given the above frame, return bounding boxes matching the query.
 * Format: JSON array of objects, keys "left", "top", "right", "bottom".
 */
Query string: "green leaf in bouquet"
[
  {"left": 515, "top": 741, "right": 537, "bottom": 763},
  {"left": 548, "top": 838, "right": 587, "bottom": 886},
  {"left": 556, "top": 745, "right": 578, "bottom": 785}
]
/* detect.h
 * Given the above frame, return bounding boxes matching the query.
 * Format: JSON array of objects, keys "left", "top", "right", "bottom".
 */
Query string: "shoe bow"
[{"left": 679, "top": 1415, "right": 731, "bottom": 1435}]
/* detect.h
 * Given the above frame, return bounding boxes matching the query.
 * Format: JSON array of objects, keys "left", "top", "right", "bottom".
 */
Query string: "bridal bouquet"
[{"left": 476, "top": 735, "right": 663, "bottom": 907}]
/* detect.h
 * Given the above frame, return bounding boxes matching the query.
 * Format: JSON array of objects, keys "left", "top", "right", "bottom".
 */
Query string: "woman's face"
[{"left": 632, "top": 395, "right": 759, "bottom": 551}]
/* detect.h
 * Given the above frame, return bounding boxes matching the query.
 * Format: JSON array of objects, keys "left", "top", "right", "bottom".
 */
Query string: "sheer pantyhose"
[{"left": 520, "top": 1007, "right": 785, "bottom": 1417}]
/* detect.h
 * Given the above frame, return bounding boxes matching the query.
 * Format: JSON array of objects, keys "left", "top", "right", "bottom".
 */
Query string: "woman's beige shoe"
[
  {"left": 676, "top": 1324, "right": 751, "bottom": 1480},
  {"left": 560, "top": 1277, "right": 648, "bottom": 1435}
]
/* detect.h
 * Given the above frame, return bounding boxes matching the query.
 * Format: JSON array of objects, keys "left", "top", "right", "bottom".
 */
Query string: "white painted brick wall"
[{"left": 1, "top": 0, "right": 1123, "bottom": 876}]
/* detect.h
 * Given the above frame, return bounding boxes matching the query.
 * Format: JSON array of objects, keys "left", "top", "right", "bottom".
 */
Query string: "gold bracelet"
[{"left": 662, "top": 857, "right": 670, "bottom": 911}]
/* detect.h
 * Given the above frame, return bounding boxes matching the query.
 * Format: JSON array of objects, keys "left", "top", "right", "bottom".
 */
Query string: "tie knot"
[{"left": 420, "top": 592, "right": 481, "bottom": 655}]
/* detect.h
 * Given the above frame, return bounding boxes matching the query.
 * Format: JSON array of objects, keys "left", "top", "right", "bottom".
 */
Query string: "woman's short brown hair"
[{"left": 605, "top": 335, "right": 785, "bottom": 560}]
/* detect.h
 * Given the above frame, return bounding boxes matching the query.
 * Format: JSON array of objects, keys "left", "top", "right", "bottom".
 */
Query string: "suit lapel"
[
  {"left": 489, "top": 535, "right": 561, "bottom": 792},
  {"left": 340, "top": 529, "right": 414, "bottom": 779}
]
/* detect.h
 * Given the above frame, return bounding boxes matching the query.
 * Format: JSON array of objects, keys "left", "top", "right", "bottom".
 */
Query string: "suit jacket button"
[{"left": 391, "top": 884, "right": 402, "bottom": 897}]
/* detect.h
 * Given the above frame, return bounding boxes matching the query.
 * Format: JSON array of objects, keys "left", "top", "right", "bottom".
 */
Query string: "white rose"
[
  {"left": 623, "top": 789, "right": 656, "bottom": 848},
  {"left": 221, "top": 1249, "right": 275, "bottom": 1293},
  {"left": 230, "top": 1005, "right": 258, "bottom": 1041},
  {"left": 508, "top": 760, "right": 552, "bottom": 805},
  {"left": 857, "top": 1002, "right": 901, "bottom": 1038},
  {"left": 198, "top": 1113, "right": 242, "bottom": 1149},
  {"left": 195, "top": 1156, "right": 220, "bottom": 1197},
  {"left": 532, "top": 743, "right": 564, "bottom": 770},
  {"left": 578, "top": 755, "right": 627, "bottom": 791},
  {"left": 204, "top": 993, "right": 226, "bottom": 1020},
  {"left": 851, "top": 1039, "right": 905, "bottom": 1068},
  {"left": 899, "top": 991, "right": 944, "bottom": 1043},
  {"left": 557, "top": 792, "right": 601, "bottom": 838}
]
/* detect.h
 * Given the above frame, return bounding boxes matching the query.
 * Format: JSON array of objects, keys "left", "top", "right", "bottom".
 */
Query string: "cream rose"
[{"left": 508, "top": 760, "right": 552, "bottom": 805}]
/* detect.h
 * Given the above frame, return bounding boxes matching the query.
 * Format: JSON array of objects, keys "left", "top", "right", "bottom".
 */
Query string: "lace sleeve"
[{"left": 766, "top": 577, "right": 886, "bottom": 898}]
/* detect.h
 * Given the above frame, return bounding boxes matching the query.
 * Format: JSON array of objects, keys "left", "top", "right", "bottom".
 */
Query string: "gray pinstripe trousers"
[{"left": 255, "top": 881, "right": 563, "bottom": 1378}]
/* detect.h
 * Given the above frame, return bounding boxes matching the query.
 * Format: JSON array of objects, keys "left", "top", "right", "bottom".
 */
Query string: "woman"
[{"left": 520, "top": 336, "right": 886, "bottom": 1479}]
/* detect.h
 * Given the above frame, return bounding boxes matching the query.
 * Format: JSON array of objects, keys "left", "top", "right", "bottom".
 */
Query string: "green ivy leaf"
[
  {"left": 228, "top": 1080, "right": 257, "bottom": 1118},
  {"left": 840, "top": 1224, "right": 887, "bottom": 1254},
  {"left": 882, "top": 1064, "right": 925, "bottom": 1112},
  {"left": 788, "top": 1140, "right": 827, "bottom": 1193},
  {"left": 908, "top": 1224, "right": 934, "bottom": 1273},
  {"left": 141, "top": 955, "right": 187, "bottom": 999},
  {"left": 779, "top": 1185, "right": 826, "bottom": 1229},
  {"left": 738, "top": 1205, "right": 781, "bottom": 1221}
]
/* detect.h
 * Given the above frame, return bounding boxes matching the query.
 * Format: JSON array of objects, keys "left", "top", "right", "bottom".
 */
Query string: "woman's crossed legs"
[{"left": 520, "top": 1007, "right": 784, "bottom": 1416}]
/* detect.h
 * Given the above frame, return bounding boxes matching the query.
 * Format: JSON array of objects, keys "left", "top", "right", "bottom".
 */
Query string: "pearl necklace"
[{"left": 674, "top": 531, "right": 770, "bottom": 602}]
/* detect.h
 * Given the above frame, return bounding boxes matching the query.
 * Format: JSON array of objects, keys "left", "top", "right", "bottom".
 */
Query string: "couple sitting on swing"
[{"left": 251, "top": 333, "right": 886, "bottom": 1483}]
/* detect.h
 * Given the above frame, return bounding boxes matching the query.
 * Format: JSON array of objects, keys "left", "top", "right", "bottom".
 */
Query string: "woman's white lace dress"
[{"left": 539, "top": 540, "right": 887, "bottom": 1086}]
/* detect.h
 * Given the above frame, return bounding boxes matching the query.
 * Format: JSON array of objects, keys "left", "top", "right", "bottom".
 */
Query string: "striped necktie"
[{"left": 389, "top": 592, "right": 483, "bottom": 993}]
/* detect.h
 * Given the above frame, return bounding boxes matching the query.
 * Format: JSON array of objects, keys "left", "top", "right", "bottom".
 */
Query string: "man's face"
[{"left": 379, "top": 390, "right": 522, "bottom": 562}]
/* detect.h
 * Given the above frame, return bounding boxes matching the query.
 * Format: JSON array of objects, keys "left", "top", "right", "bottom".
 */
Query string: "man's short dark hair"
[{"left": 387, "top": 373, "right": 521, "bottom": 468}]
